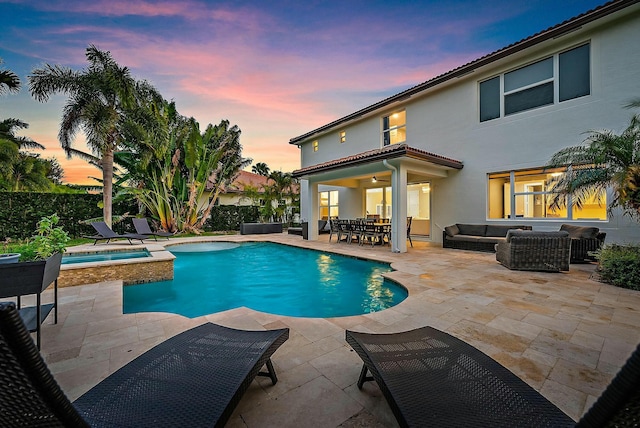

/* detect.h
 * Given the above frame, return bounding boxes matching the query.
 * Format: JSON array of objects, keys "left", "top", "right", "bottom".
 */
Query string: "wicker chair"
[
  {"left": 559, "top": 224, "right": 606, "bottom": 262},
  {"left": 346, "top": 326, "right": 640, "bottom": 428},
  {"left": 495, "top": 230, "right": 570, "bottom": 272},
  {"left": 0, "top": 301, "right": 289, "bottom": 428}
]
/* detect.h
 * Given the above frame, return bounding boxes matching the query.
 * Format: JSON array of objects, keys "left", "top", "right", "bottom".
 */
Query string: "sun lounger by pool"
[
  {"left": 0, "top": 302, "right": 289, "bottom": 427},
  {"left": 346, "top": 326, "right": 640, "bottom": 427},
  {"left": 84, "top": 221, "right": 148, "bottom": 245},
  {"left": 132, "top": 217, "right": 175, "bottom": 240}
]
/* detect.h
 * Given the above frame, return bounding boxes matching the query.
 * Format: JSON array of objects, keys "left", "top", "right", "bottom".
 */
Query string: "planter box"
[{"left": 240, "top": 223, "right": 283, "bottom": 235}]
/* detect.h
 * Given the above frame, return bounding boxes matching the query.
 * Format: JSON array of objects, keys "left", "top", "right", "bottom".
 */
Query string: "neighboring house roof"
[
  {"left": 289, "top": 0, "right": 638, "bottom": 145},
  {"left": 292, "top": 144, "right": 463, "bottom": 178},
  {"left": 206, "top": 170, "right": 270, "bottom": 193}
]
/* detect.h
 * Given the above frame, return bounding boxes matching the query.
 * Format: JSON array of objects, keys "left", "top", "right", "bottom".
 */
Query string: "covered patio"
[
  {"left": 31, "top": 233, "right": 640, "bottom": 427},
  {"left": 293, "top": 144, "right": 463, "bottom": 253}
]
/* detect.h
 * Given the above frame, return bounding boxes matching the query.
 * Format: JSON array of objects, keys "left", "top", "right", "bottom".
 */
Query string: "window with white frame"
[
  {"left": 480, "top": 43, "right": 590, "bottom": 122},
  {"left": 339, "top": 130, "right": 346, "bottom": 143},
  {"left": 382, "top": 110, "right": 406, "bottom": 146},
  {"left": 319, "top": 190, "right": 339, "bottom": 218},
  {"left": 313, "top": 140, "right": 318, "bottom": 152},
  {"left": 487, "top": 166, "right": 606, "bottom": 220}
]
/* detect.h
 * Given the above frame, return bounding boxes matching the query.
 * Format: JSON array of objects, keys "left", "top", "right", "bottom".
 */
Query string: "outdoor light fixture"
[{"left": 372, "top": 176, "right": 377, "bottom": 183}]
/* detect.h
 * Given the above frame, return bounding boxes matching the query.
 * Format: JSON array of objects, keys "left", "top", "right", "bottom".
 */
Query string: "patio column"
[
  {"left": 307, "top": 180, "right": 319, "bottom": 240},
  {"left": 385, "top": 161, "right": 408, "bottom": 253}
]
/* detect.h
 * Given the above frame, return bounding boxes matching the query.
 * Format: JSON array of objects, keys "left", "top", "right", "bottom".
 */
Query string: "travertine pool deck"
[{"left": 32, "top": 233, "right": 640, "bottom": 427}]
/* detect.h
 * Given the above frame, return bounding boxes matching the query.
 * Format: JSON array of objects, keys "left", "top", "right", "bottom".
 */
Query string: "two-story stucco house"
[{"left": 290, "top": 0, "right": 640, "bottom": 253}]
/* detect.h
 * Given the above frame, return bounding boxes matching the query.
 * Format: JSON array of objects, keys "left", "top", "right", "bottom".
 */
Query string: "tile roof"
[
  {"left": 291, "top": 144, "right": 463, "bottom": 178},
  {"left": 289, "top": 0, "right": 639, "bottom": 145}
]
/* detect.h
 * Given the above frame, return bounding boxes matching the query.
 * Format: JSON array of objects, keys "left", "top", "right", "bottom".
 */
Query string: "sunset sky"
[{"left": 0, "top": 0, "right": 605, "bottom": 185}]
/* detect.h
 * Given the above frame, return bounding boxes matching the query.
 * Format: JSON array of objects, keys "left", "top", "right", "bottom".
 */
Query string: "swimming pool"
[
  {"left": 62, "top": 249, "right": 151, "bottom": 265},
  {"left": 123, "top": 242, "right": 407, "bottom": 318}
]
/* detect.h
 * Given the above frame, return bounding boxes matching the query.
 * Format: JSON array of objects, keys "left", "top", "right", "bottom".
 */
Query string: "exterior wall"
[{"left": 296, "top": 7, "right": 640, "bottom": 245}]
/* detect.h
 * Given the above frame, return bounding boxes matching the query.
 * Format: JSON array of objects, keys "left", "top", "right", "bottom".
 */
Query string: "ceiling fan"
[{"left": 371, "top": 175, "right": 390, "bottom": 183}]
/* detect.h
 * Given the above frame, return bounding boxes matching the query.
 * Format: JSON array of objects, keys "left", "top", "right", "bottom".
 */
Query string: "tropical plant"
[
  {"left": 251, "top": 162, "right": 270, "bottom": 176},
  {"left": 117, "top": 97, "right": 250, "bottom": 233},
  {"left": 29, "top": 45, "right": 160, "bottom": 227},
  {"left": 2, "top": 214, "right": 70, "bottom": 262},
  {"left": 546, "top": 103, "right": 640, "bottom": 220}
]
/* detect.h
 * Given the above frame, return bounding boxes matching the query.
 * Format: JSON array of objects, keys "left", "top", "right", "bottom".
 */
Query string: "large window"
[
  {"left": 487, "top": 167, "right": 606, "bottom": 220},
  {"left": 319, "top": 190, "right": 339, "bottom": 218},
  {"left": 480, "top": 43, "right": 590, "bottom": 122},
  {"left": 382, "top": 110, "right": 406, "bottom": 146}
]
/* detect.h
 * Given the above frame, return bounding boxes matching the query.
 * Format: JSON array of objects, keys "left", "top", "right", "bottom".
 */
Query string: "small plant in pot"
[{"left": 2, "top": 214, "right": 70, "bottom": 263}]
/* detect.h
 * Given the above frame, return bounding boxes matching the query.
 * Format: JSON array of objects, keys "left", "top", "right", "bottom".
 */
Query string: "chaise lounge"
[
  {"left": 346, "top": 326, "right": 640, "bottom": 428},
  {"left": 0, "top": 302, "right": 289, "bottom": 427},
  {"left": 132, "top": 217, "right": 175, "bottom": 240},
  {"left": 84, "top": 221, "right": 149, "bottom": 245}
]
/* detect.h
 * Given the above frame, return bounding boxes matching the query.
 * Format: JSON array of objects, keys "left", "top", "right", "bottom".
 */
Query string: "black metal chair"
[
  {"left": 0, "top": 302, "right": 289, "bottom": 427},
  {"left": 346, "top": 326, "right": 640, "bottom": 428}
]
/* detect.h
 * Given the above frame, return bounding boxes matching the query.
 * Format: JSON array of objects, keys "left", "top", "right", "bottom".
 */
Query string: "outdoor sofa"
[
  {"left": 495, "top": 230, "right": 571, "bottom": 272},
  {"left": 442, "top": 223, "right": 532, "bottom": 252},
  {"left": 0, "top": 302, "right": 289, "bottom": 427},
  {"left": 346, "top": 325, "right": 640, "bottom": 428}
]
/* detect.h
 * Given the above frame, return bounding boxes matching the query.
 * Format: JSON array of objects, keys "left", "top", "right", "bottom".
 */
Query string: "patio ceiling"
[{"left": 292, "top": 144, "right": 463, "bottom": 186}]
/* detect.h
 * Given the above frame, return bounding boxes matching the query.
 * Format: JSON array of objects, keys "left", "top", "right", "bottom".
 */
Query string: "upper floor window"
[
  {"left": 339, "top": 130, "right": 346, "bottom": 143},
  {"left": 480, "top": 43, "right": 590, "bottom": 122},
  {"left": 382, "top": 110, "right": 406, "bottom": 146},
  {"left": 313, "top": 140, "right": 318, "bottom": 152},
  {"left": 487, "top": 166, "right": 606, "bottom": 220}
]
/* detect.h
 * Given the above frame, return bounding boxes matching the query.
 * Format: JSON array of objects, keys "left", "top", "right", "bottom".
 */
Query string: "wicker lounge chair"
[
  {"left": 0, "top": 302, "right": 289, "bottom": 427},
  {"left": 83, "top": 221, "right": 148, "bottom": 245},
  {"left": 346, "top": 326, "right": 640, "bottom": 428},
  {"left": 132, "top": 217, "right": 175, "bottom": 240}
]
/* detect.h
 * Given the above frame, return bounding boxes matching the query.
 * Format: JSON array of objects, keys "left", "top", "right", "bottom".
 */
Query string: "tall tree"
[
  {"left": 29, "top": 45, "right": 157, "bottom": 226},
  {"left": 546, "top": 103, "right": 640, "bottom": 219},
  {"left": 252, "top": 162, "right": 270, "bottom": 176}
]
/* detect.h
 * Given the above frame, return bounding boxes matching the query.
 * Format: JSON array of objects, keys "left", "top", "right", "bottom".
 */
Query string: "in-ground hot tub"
[{"left": 58, "top": 247, "right": 175, "bottom": 287}]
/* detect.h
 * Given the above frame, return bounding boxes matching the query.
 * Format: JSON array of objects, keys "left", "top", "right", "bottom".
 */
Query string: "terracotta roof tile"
[{"left": 292, "top": 144, "right": 463, "bottom": 177}]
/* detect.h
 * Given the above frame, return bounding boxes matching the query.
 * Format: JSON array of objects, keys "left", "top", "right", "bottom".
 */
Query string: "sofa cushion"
[
  {"left": 506, "top": 230, "right": 569, "bottom": 243},
  {"left": 476, "top": 236, "right": 507, "bottom": 244},
  {"left": 560, "top": 224, "right": 599, "bottom": 239},
  {"left": 447, "top": 234, "right": 481, "bottom": 242},
  {"left": 444, "top": 225, "right": 460, "bottom": 237},
  {"left": 456, "top": 224, "right": 486, "bottom": 236}
]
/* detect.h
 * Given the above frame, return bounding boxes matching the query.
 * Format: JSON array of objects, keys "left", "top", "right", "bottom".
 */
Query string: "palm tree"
[
  {"left": 29, "top": 45, "right": 157, "bottom": 227},
  {"left": 252, "top": 162, "right": 270, "bottom": 176},
  {"left": 546, "top": 105, "right": 640, "bottom": 219},
  {"left": 0, "top": 118, "right": 49, "bottom": 191},
  {"left": 0, "top": 57, "right": 20, "bottom": 95}
]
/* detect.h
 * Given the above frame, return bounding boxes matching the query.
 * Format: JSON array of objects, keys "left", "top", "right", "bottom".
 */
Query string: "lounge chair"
[
  {"left": 132, "top": 217, "right": 175, "bottom": 240},
  {"left": 84, "top": 221, "right": 148, "bottom": 245},
  {"left": 346, "top": 326, "right": 640, "bottom": 428},
  {"left": 0, "top": 301, "right": 289, "bottom": 427}
]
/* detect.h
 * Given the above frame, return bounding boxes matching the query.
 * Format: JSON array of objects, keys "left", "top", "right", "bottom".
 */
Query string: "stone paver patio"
[{"left": 31, "top": 233, "right": 640, "bottom": 427}]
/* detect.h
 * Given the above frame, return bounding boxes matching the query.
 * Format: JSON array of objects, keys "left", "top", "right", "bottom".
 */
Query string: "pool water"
[
  {"left": 123, "top": 242, "right": 406, "bottom": 318},
  {"left": 62, "top": 249, "right": 151, "bottom": 264}
]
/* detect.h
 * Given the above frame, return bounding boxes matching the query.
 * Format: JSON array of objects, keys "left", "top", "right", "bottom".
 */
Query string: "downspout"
[{"left": 383, "top": 160, "right": 401, "bottom": 253}]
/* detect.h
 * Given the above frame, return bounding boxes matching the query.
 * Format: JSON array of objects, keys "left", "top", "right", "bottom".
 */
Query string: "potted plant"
[{"left": 0, "top": 214, "right": 70, "bottom": 291}]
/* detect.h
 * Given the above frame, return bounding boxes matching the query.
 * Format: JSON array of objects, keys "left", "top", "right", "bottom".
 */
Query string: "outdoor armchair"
[{"left": 495, "top": 230, "right": 570, "bottom": 272}]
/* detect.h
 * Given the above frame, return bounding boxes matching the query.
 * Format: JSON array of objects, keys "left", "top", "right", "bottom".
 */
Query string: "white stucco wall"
[{"left": 296, "top": 6, "right": 640, "bottom": 245}]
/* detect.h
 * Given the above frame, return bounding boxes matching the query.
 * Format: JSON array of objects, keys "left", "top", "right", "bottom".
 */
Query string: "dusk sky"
[{"left": 1, "top": 0, "right": 606, "bottom": 185}]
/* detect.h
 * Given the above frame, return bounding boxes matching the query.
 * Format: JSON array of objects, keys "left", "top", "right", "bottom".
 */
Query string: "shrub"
[{"left": 595, "top": 244, "right": 640, "bottom": 290}]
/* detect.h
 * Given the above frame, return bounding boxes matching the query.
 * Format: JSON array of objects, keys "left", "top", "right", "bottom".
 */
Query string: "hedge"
[
  {"left": 0, "top": 192, "right": 260, "bottom": 239},
  {"left": 0, "top": 192, "right": 137, "bottom": 239}
]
